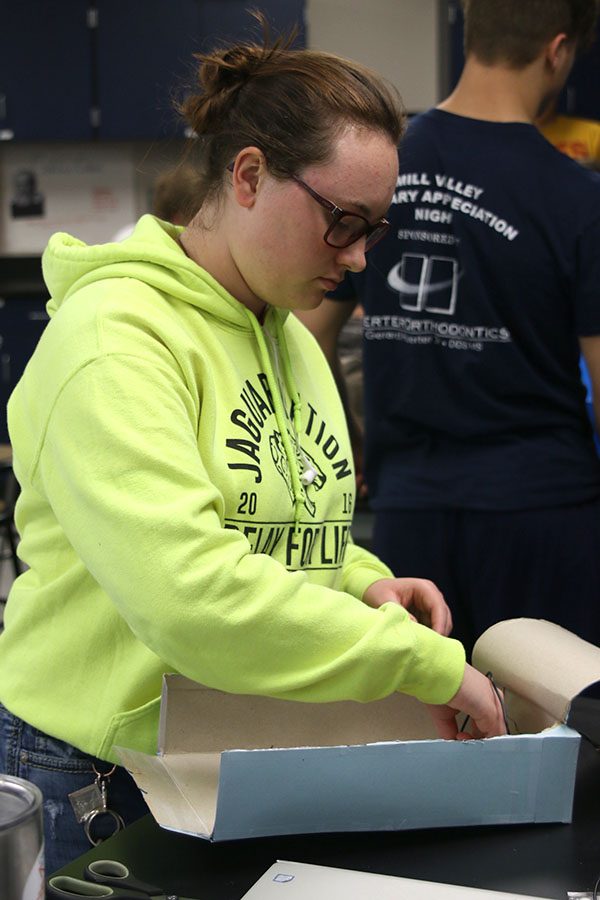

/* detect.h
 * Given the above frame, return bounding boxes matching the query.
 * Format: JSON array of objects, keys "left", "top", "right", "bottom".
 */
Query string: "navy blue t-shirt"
[{"left": 334, "top": 109, "right": 600, "bottom": 510}]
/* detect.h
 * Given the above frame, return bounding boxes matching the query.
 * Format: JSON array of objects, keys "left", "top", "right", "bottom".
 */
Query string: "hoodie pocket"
[{"left": 99, "top": 694, "right": 162, "bottom": 763}]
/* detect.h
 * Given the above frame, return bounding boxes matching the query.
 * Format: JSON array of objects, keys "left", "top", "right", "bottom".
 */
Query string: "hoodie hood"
[
  {"left": 43, "top": 214, "right": 307, "bottom": 519},
  {"left": 43, "top": 214, "right": 276, "bottom": 332}
]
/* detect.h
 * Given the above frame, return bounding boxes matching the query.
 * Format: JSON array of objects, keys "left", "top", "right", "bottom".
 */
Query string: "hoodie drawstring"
[{"left": 246, "top": 310, "right": 307, "bottom": 526}]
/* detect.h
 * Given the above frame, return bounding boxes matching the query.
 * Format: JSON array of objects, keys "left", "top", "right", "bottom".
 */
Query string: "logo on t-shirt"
[{"left": 388, "top": 253, "right": 462, "bottom": 315}]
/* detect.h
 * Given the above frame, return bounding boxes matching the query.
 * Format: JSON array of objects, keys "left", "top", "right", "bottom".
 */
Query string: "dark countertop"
[{"left": 51, "top": 724, "right": 600, "bottom": 899}]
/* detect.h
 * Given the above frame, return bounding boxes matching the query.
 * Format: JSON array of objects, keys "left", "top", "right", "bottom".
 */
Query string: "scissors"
[{"left": 47, "top": 858, "right": 200, "bottom": 900}]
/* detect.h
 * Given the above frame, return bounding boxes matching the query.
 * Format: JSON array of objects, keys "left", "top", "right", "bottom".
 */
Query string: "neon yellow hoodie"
[{"left": 0, "top": 216, "right": 465, "bottom": 762}]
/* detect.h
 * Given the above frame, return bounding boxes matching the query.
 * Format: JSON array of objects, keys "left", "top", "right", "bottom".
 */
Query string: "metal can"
[{"left": 0, "top": 774, "right": 44, "bottom": 900}]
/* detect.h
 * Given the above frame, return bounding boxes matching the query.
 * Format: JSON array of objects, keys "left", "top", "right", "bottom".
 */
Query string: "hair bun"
[
  {"left": 199, "top": 44, "right": 269, "bottom": 95},
  {"left": 181, "top": 33, "right": 285, "bottom": 136}
]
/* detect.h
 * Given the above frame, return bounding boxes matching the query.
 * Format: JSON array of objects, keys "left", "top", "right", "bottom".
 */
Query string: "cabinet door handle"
[
  {"left": 0, "top": 94, "right": 6, "bottom": 121},
  {"left": 1, "top": 353, "right": 10, "bottom": 384}
]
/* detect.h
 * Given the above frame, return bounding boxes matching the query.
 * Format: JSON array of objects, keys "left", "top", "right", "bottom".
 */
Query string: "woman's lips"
[{"left": 319, "top": 277, "right": 341, "bottom": 291}]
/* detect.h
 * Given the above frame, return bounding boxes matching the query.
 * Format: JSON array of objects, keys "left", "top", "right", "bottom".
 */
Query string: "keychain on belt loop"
[{"left": 68, "top": 762, "right": 125, "bottom": 846}]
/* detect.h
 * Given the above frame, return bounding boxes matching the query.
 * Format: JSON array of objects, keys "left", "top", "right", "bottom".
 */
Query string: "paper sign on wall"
[{"left": 0, "top": 143, "right": 136, "bottom": 254}]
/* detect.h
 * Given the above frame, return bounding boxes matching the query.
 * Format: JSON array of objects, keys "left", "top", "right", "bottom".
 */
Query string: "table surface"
[{"left": 54, "top": 735, "right": 600, "bottom": 900}]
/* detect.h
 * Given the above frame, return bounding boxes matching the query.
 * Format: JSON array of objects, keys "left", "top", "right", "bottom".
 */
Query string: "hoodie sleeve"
[
  {"left": 35, "top": 351, "right": 465, "bottom": 707},
  {"left": 339, "top": 538, "right": 395, "bottom": 600}
]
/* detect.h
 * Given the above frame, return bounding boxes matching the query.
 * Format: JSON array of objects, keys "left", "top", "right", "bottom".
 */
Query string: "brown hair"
[
  {"left": 462, "top": 0, "right": 599, "bottom": 66},
  {"left": 178, "top": 15, "right": 405, "bottom": 202},
  {"left": 152, "top": 164, "right": 207, "bottom": 225}
]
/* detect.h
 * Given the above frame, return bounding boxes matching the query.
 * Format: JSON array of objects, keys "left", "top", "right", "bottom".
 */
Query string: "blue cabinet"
[
  {"left": 97, "top": 0, "right": 305, "bottom": 139},
  {"left": 96, "top": 0, "right": 205, "bottom": 140},
  {"left": 196, "top": 0, "right": 306, "bottom": 50},
  {"left": 0, "top": 294, "right": 49, "bottom": 444},
  {"left": 0, "top": 1, "right": 93, "bottom": 140},
  {"left": 446, "top": 1, "right": 465, "bottom": 94},
  {"left": 0, "top": 1, "right": 306, "bottom": 141}
]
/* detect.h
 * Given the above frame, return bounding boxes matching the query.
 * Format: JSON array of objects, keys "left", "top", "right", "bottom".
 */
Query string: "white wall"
[
  {"left": 306, "top": 0, "right": 442, "bottom": 112},
  {"left": 0, "top": 140, "right": 186, "bottom": 255}
]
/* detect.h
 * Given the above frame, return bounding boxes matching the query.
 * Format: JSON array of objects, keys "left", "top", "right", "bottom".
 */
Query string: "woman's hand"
[
  {"left": 426, "top": 664, "right": 507, "bottom": 740},
  {"left": 362, "top": 577, "right": 452, "bottom": 636}
]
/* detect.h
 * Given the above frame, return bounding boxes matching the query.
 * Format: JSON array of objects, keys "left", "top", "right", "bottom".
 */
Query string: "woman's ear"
[{"left": 230, "top": 147, "right": 267, "bottom": 209}]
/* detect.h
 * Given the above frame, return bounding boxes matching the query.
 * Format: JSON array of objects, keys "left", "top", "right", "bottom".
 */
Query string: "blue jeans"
[{"left": 0, "top": 702, "right": 149, "bottom": 876}]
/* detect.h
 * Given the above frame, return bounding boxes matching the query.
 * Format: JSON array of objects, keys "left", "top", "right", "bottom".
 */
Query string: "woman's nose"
[{"left": 336, "top": 237, "right": 368, "bottom": 273}]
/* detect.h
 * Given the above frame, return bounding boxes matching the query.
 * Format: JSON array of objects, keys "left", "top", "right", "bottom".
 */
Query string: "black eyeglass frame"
[{"left": 290, "top": 174, "right": 390, "bottom": 251}]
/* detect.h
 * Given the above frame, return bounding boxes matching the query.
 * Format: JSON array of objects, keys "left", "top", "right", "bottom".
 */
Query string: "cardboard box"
[
  {"left": 116, "top": 618, "right": 600, "bottom": 841},
  {"left": 240, "top": 860, "right": 551, "bottom": 900}
]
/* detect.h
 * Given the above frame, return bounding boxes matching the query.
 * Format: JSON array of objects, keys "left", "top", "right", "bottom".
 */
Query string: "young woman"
[{"left": 0, "top": 25, "right": 506, "bottom": 873}]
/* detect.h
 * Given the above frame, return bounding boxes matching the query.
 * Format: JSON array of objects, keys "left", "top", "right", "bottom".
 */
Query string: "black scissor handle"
[
  {"left": 46, "top": 875, "right": 144, "bottom": 899},
  {"left": 47, "top": 876, "right": 114, "bottom": 898},
  {"left": 86, "top": 859, "right": 164, "bottom": 895}
]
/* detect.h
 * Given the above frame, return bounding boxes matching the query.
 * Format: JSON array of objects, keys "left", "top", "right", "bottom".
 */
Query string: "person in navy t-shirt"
[{"left": 297, "top": 0, "right": 600, "bottom": 656}]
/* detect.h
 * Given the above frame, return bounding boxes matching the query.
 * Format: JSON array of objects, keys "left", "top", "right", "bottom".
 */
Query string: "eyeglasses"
[{"left": 291, "top": 174, "right": 390, "bottom": 252}]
